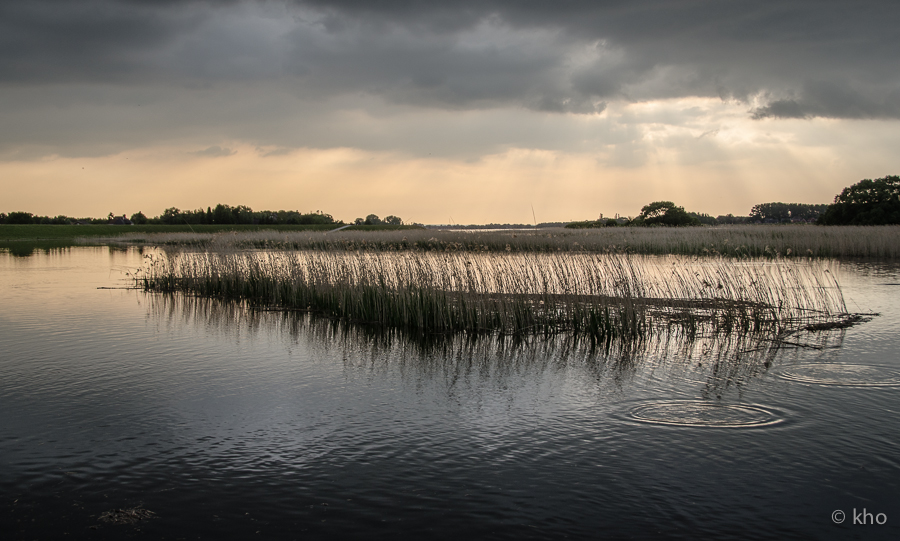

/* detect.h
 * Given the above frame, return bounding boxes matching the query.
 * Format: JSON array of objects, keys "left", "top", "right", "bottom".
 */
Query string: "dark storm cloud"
[
  {"left": 751, "top": 82, "right": 900, "bottom": 119},
  {"left": 0, "top": 1, "right": 197, "bottom": 83},
  {"left": 297, "top": 0, "right": 900, "bottom": 118},
  {"left": 0, "top": 0, "right": 290, "bottom": 85},
  {"left": 1, "top": 0, "right": 899, "bottom": 130},
  {"left": 279, "top": 12, "right": 606, "bottom": 113}
]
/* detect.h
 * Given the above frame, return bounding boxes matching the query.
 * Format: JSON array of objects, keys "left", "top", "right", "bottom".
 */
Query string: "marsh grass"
[
  {"left": 105, "top": 224, "right": 900, "bottom": 259},
  {"left": 138, "top": 248, "right": 846, "bottom": 342}
]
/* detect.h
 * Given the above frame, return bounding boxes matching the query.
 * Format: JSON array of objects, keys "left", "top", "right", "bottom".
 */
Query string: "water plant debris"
[{"left": 98, "top": 507, "right": 156, "bottom": 524}]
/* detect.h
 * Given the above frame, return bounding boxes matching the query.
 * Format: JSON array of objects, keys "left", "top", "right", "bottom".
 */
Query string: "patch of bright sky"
[{"left": 2, "top": 95, "right": 898, "bottom": 223}]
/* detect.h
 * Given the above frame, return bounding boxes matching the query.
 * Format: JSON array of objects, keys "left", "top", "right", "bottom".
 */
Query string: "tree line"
[
  {"left": 568, "top": 202, "right": 739, "bottom": 228},
  {"left": 748, "top": 176, "right": 900, "bottom": 225},
  {"left": 4, "top": 176, "right": 896, "bottom": 227},
  {"left": 0, "top": 204, "right": 341, "bottom": 226},
  {"left": 816, "top": 175, "right": 900, "bottom": 225},
  {"left": 569, "top": 175, "right": 899, "bottom": 228},
  {"left": 150, "top": 204, "right": 338, "bottom": 225},
  {"left": 0, "top": 211, "right": 106, "bottom": 225},
  {"left": 353, "top": 214, "right": 404, "bottom": 226},
  {"left": 0, "top": 205, "right": 416, "bottom": 227}
]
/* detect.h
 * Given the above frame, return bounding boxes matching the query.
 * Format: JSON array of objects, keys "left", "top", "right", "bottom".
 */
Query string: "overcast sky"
[{"left": 2, "top": 0, "right": 899, "bottom": 222}]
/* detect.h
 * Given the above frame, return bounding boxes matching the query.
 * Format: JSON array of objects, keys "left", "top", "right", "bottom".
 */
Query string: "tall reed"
[{"left": 138, "top": 249, "right": 846, "bottom": 342}]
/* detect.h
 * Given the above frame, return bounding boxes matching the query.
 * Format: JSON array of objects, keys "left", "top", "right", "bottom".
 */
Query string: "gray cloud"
[
  {"left": 295, "top": 0, "right": 900, "bottom": 117},
  {"left": 752, "top": 82, "right": 900, "bottom": 119},
  {"left": 192, "top": 145, "right": 235, "bottom": 157},
  {"left": 3, "top": 1, "right": 897, "bottom": 112},
  {"left": 2, "top": 0, "right": 899, "bottom": 160},
  {"left": 257, "top": 146, "right": 292, "bottom": 157},
  {"left": 0, "top": 1, "right": 198, "bottom": 84}
]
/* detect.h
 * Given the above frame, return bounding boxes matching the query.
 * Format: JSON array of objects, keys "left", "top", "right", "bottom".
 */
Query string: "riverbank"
[{"left": 0, "top": 223, "right": 421, "bottom": 241}]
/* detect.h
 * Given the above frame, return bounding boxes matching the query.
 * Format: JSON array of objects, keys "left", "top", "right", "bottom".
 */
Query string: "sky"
[{"left": 2, "top": 0, "right": 899, "bottom": 224}]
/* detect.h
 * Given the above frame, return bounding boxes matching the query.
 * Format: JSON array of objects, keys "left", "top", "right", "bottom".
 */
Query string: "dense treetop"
[
  {"left": 749, "top": 203, "right": 828, "bottom": 223},
  {"left": 817, "top": 175, "right": 900, "bottom": 225},
  {"left": 154, "top": 204, "right": 338, "bottom": 225},
  {"left": 635, "top": 201, "right": 700, "bottom": 226}
]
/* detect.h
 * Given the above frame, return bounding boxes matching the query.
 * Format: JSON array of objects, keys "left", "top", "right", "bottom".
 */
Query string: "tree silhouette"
[
  {"left": 637, "top": 201, "right": 700, "bottom": 226},
  {"left": 818, "top": 175, "right": 900, "bottom": 225}
]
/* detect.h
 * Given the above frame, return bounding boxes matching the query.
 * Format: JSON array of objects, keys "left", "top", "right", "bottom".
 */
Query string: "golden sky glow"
[
  {"left": 4, "top": 99, "right": 898, "bottom": 223},
  {"left": 2, "top": 2, "right": 898, "bottom": 223}
]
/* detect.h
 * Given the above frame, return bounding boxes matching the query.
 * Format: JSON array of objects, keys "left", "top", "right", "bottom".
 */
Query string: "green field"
[{"left": 0, "top": 223, "right": 420, "bottom": 241}]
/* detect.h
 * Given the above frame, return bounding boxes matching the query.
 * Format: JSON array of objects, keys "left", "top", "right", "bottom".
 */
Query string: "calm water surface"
[{"left": 1, "top": 247, "right": 898, "bottom": 540}]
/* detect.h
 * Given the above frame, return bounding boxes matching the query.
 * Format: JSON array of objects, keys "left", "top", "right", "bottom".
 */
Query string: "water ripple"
[
  {"left": 627, "top": 400, "right": 785, "bottom": 428},
  {"left": 777, "top": 363, "right": 900, "bottom": 387}
]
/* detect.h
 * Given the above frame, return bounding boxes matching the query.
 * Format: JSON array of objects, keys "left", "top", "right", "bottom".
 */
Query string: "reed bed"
[
  {"left": 138, "top": 249, "right": 846, "bottom": 342},
  {"left": 103, "top": 224, "right": 900, "bottom": 259}
]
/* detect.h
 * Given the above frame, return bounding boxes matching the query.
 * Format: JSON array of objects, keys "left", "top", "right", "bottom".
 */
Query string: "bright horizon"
[{"left": 2, "top": 2, "right": 898, "bottom": 223}]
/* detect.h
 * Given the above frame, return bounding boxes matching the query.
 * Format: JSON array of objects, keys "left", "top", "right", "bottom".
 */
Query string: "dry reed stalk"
[{"left": 137, "top": 249, "right": 846, "bottom": 341}]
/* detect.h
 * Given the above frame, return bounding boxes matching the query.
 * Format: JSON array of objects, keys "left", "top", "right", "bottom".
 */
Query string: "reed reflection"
[{"left": 143, "top": 292, "right": 848, "bottom": 400}]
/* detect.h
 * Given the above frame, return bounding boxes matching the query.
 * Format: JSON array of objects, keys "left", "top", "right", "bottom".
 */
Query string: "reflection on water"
[
  {"left": 1, "top": 247, "right": 899, "bottom": 540},
  {"left": 148, "top": 292, "right": 849, "bottom": 401},
  {"left": 0, "top": 240, "right": 75, "bottom": 257}
]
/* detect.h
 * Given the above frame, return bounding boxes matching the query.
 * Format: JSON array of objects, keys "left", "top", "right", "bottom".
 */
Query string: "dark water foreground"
[{"left": 0, "top": 247, "right": 898, "bottom": 540}]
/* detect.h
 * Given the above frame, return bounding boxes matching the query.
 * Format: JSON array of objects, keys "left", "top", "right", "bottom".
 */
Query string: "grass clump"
[{"left": 137, "top": 249, "right": 846, "bottom": 342}]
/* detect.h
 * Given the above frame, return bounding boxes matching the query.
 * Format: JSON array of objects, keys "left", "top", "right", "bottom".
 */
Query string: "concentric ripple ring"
[
  {"left": 777, "top": 363, "right": 900, "bottom": 387},
  {"left": 628, "top": 400, "right": 784, "bottom": 428}
]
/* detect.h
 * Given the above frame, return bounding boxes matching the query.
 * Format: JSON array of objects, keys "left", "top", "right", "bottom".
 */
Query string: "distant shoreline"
[{"left": 0, "top": 223, "right": 422, "bottom": 241}]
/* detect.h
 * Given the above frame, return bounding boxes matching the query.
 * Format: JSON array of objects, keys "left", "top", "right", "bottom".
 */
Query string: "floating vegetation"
[
  {"left": 802, "top": 313, "right": 870, "bottom": 331},
  {"left": 136, "top": 248, "right": 848, "bottom": 342},
  {"left": 98, "top": 507, "right": 156, "bottom": 524}
]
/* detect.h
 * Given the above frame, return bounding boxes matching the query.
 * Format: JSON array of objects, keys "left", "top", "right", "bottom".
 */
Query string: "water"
[{"left": 1, "top": 247, "right": 898, "bottom": 540}]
